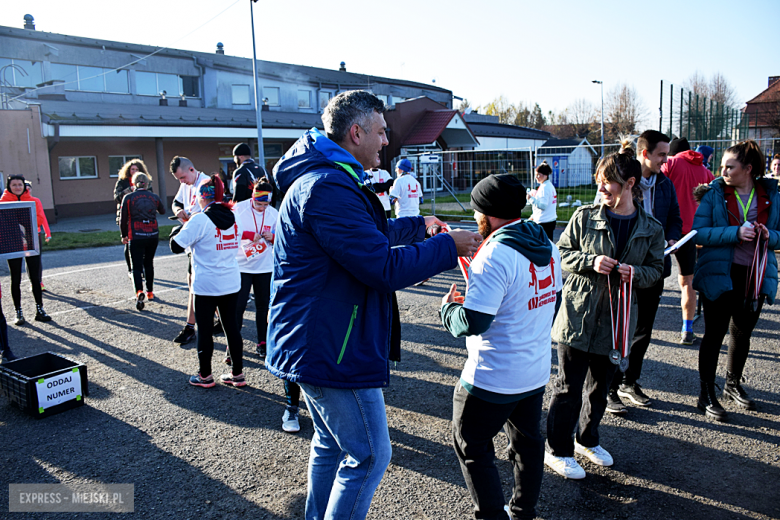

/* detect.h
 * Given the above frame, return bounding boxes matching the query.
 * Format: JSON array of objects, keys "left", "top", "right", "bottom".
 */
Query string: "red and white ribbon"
[
  {"left": 746, "top": 236, "right": 769, "bottom": 304},
  {"left": 607, "top": 265, "right": 633, "bottom": 359}
]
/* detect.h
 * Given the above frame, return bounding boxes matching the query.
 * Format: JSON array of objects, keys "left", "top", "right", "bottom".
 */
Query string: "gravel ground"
[{"left": 1, "top": 242, "right": 779, "bottom": 520}]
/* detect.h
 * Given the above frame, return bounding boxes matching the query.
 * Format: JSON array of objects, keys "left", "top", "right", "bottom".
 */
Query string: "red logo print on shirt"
[
  {"left": 528, "top": 258, "right": 556, "bottom": 310},
  {"left": 215, "top": 224, "right": 240, "bottom": 251}
]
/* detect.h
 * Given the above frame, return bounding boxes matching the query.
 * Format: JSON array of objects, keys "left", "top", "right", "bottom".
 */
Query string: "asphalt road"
[{"left": 1, "top": 243, "right": 779, "bottom": 520}]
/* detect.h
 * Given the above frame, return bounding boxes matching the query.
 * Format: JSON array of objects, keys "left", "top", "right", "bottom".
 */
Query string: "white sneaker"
[
  {"left": 544, "top": 451, "right": 586, "bottom": 479},
  {"left": 282, "top": 406, "right": 300, "bottom": 433},
  {"left": 574, "top": 441, "right": 613, "bottom": 466}
]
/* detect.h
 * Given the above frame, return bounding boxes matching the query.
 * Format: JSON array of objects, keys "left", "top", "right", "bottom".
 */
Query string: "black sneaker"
[
  {"left": 173, "top": 326, "right": 196, "bottom": 345},
  {"left": 606, "top": 390, "right": 627, "bottom": 415},
  {"left": 680, "top": 331, "right": 696, "bottom": 345},
  {"left": 256, "top": 341, "right": 267, "bottom": 358},
  {"left": 34, "top": 306, "right": 52, "bottom": 322},
  {"left": 136, "top": 291, "right": 145, "bottom": 311},
  {"left": 617, "top": 383, "right": 651, "bottom": 407}
]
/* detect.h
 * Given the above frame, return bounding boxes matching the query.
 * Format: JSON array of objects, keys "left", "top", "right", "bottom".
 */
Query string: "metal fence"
[
  {"left": 408, "top": 137, "right": 780, "bottom": 223},
  {"left": 659, "top": 80, "right": 749, "bottom": 142}
]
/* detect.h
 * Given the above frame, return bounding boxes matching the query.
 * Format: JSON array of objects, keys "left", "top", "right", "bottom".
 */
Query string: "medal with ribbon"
[
  {"left": 746, "top": 234, "right": 768, "bottom": 312},
  {"left": 607, "top": 264, "right": 633, "bottom": 372}
]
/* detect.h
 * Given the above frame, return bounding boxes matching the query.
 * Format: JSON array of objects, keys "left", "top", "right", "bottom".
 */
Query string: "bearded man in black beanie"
[{"left": 440, "top": 174, "right": 562, "bottom": 520}]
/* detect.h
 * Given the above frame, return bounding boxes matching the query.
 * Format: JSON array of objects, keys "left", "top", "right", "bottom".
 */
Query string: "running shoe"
[
  {"left": 189, "top": 373, "right": 215, "bottom": 388},
  {"left": 127, "top": 271, "right": 133, "bottom": 281},
  {"left": 224, "top": 345, "right": 232, "bottom": 366},
  {"left": 220, "top": 372, "right": 246, "bottom": 387},
  {"left": 256, "top": 341, "right": 267, "bottom": 358},
  {"left": 617, "top": 383, "right": 651, "bottom": 407},
  {"left": 146, "top": 291, "right": 154, "bottom": 301},
  {"left": 574, "top": 441, "right": 614, "bottom": 467},
  {"left": 41, "top": 282, "right": 45, "bottom": 292},
  {"left": 680, "top": 331, "right": 696, "bottom": 345},
  {"left": 606, "top": 390, "right": 627, "bottom": 415},
  {"left": 136, "top": 291, "right": 145, "bottom": 311},
  {"left": 544, "top": 451, "right": 585, "bottom": 479},
  {"left": 173, "top": 326, "right": 196, "bottom": 345},
  {"left": 282, "top": 406, "right": 300, "bottom": 433}
]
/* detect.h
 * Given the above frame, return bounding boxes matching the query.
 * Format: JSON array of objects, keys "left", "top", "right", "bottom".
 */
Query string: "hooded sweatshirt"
[
  {"left": 0, "top": 189, "right": 51, "bottom": 238},
  {"left": 441, "top": 220, "right": 562, "bottom": 397},
  {"left": 662, "top": 150, "right": 715, "bottom": 234},
  {"left": 170, "top": 203, "right": 240, "bottom": 296},
  {"left": 266, "top": 128, "right": 457, "bottom": 389}
]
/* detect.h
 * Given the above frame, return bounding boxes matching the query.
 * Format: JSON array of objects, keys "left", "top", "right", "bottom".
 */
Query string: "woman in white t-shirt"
[
  {"left": 170, "top": 174, "right": 245, "bottom": 389},
  {"left": 527, "top": 162, "right": 557, "bottom": 241}
]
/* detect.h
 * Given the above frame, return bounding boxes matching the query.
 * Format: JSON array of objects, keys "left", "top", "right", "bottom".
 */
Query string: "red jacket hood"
[
  {"left": 0, "top": 189, "right": 32, "bottom": 202},
  {"left": 675, "top": 150, "right": 703, "bottom": 166}
]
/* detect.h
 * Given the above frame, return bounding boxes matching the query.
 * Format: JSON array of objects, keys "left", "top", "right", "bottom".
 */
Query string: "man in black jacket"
[
  {"left": 608, "top": 130, "right": 682, "bottom": 414},
  {"left": 231, "top": 143, "right": 269, "bottom": 203}
]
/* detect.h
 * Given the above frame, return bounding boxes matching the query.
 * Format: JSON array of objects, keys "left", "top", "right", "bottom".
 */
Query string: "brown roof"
[
  {"left": 745, "top": 78, "right": 780, "bottom": 105},
  {"left": 402, "top": 110, "right": 458, "bottom": 146}
]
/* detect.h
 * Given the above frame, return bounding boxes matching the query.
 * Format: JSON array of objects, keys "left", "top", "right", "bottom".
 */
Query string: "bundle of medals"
[
  {"left": 746, "top": 235, "right": 769, "bottom": 312},
  {"left": 607, "top": 264, "right": 633, "bottom": 373}
]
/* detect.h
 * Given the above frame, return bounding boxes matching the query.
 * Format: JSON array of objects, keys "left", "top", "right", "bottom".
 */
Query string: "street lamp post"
[
  {"left": 250, "top": 0, "right": 266, "bottom": 171},
  {"left": 592, "top": 80, "right": 604, "bottom": 158}
]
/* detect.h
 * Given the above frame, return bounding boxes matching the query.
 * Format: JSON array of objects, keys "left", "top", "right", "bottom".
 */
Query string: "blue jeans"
[{"left": 299, "top": 384, "right": 392, "bottom": 520}]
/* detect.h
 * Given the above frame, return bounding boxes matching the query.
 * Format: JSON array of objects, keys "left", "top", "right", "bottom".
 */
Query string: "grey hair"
[
  {"left": 132, "top": 172, "right": 150, "bottom": 188},
  {"left": 322, "top": 90, "right": 386, "bottom": 143}
]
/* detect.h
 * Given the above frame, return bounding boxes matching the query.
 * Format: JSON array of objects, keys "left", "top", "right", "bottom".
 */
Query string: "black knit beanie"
[
  {"left": 669, "top": 137, "right": 690, "bottom": 156},
  {"left": 233, "top": 143, "right": 252, "bottom": 156},
  {"left": 470, "top": 174, "right": 526, "bottom": 219}
]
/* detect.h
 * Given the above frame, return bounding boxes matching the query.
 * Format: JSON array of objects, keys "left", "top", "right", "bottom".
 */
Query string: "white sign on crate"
[
  {"left": 419, "top": 154, "right": 441, "bottom": 164},
  {"left": 36, "top": 368, "right": 82, "bottom": 412}
]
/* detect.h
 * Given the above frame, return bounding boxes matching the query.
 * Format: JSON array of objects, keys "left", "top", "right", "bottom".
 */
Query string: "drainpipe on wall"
[
  {"left": 155, "top": 138, "right": 168, "bottom": 206},
  {"left": 47, "top": 123, "right": 59, "bottom": 152},
  {"left": 192, "top": 56, "right": 204, "bottom": 108}
]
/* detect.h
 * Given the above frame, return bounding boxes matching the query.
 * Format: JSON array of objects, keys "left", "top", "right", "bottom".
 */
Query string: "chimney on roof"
[
  {"left": 216, "top": 42, "right": 224, "bottom": 55},
  {"left": 339, "top": 61, "right": 346, "bottom": 72},
  {"left": 769, "top": 76, "right": 780, "bottom": 88},
  {"left": 24, "top": 14, "right": 35, "bottom": 30}
]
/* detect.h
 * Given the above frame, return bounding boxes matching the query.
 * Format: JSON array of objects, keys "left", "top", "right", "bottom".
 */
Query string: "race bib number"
[{"left": 243, "top": 240, "right": 267, "bottom": 259}]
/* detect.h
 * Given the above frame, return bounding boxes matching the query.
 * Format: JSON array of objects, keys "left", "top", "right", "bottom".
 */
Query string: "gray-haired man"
[{"left": 266, "top": 90, "right": 481, "bottom": 519}]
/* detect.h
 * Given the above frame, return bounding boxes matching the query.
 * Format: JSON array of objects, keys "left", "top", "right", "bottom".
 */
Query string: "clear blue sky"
[{"left": 2, "top": 0, "right": 777, "bottom": 131}]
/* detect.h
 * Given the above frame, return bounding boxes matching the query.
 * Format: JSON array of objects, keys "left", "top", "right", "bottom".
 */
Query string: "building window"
[
  {"left": 319, "top": 91, "right": 332, "bottom": 110},
  {"left": 50, "top": 63, "right": 128, "bottom": 93},
  {"left": 108, "top": 155, "right": 143, "bottom": 178},
  {"left": 0, "top": 58, "right": 43, "bottom": 88},
  {"left": 136, "top": 72, "right": 198, "bottom": 97},
  {"left": 58, "top": 156, "right": 97, "bottom": 180},
  {"left": 232, "top": 84, "right": 251, "bottom": 105},
  {"left": 376, "top": 94, "right": 388, "bottom": 106},
  {"left": 264, "top": 87, "right": 280, "bottom": 106},
  {"left": 298, "top": 90, "right": 311, "bottom": 109}
]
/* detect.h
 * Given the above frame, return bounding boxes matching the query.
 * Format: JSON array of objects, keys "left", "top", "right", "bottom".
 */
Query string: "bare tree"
[
  {"left": 684, "top": 71, "right": 738, "bottom": 107},
  {"left": 604, "top": 83, "right": 648, "bottom": 140}
]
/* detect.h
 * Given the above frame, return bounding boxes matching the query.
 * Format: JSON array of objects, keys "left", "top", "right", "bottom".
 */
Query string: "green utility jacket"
[{"left": 552, "top": 204, "right": 665, "bottom": 356}]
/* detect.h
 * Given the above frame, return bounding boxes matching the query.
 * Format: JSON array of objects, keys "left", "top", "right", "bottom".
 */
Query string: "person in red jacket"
[
  {"left": 0, "top": 175, "right": 52, "bottom": 325},
  {"left": 23, "top": 181, "right": 51, "bottom": 292},
  {"left": 661, "top": 138, "right": 714, "bottom": 344}
]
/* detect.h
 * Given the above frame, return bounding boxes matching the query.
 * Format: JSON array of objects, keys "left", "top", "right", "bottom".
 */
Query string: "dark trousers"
[
  {"left": 124, "top": 243, "right": 132, "bottom": 272},
  {"left": 236, "top": 271, "right": 271, "bottom": 344},
  {"left": 699, "top": 264, "right": 765, "bottom": 383},
  {"left": 610, "top": 278, "right": 664, "bottom": 389},
  {"left": 453, "top": 382, "right": 544, "bottom": 520},
  {"left": 546, "top": 344, "right": 617, "bottom": 457},
  {"left": 0, "top": 304, "right": 10, "bottom": 355},
  {"left": 129, "top": 237, "right": 158, "bottom": 293},
  {"left": 285, "top": 380, "right": 300, "bottom": 408},
  {"left": 539, "top": 221, "right": 556, "bottom": 242},
  {"left": 194, "top": 292, "right": 243, "bottom": 377},
  {"left": 7, "top": 256, "right": 43, "bottom": 308}
]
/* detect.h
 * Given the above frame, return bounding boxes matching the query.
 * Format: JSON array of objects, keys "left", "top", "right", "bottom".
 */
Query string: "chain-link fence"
[{"left": 408, "top": 137, "right": 780, "bottom": 223}]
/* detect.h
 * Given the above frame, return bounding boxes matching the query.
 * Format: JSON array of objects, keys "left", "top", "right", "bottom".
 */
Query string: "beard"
[{"left": 477, "top": 216, "right": 492, "bottom": 239}]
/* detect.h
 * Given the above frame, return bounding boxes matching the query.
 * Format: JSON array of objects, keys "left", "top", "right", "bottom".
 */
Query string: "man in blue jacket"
[
  {"left": 608, "top": 130, "right": 682, "bottom": 414},
  {"left": 266, "top": 90, "right": 481, "bottom": 520}
]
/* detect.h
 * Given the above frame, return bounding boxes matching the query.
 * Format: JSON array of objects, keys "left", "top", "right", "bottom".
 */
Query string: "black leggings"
[
  {"left": 129, "top": 237, "right": 158, "bottom": 293},
  {"left": 699, "top": 264, "right": 765, "bottom": 383},
  {"left": 236, "top": 272, "right": 272, "bottom": 344},
  {"left": 285, "top": 380, "right": 300, "bottom": 408},
  {"left": 194, "top": 292, "right": 243, "bottom": 377},
  {"left": 124, "top": 243, "right": 132, "bottom": 272},
  {"left": 7, "top": 256, "right": 43, "bottom": 309},
  {"left": 539, "top": 221, "right": 556, "bottom": 242}
]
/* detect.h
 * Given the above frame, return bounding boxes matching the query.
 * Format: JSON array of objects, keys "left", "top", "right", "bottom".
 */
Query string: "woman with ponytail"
[
  {"left": 527, "top": 161, "right": 558, "bottom": 240},
  {"left": 693, "top": 140, "right": 780, "bottom": 421},
  {"left": 169, "top": 174, "right": 246, "bottom": 388},
  {"left": 544, "top": 141, "right": 664, "bottom": 479}
]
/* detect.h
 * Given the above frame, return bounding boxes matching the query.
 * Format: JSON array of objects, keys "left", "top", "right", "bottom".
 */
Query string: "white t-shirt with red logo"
[
  {"left": 173, "top": 211, "right": 241, "bottom": 296},
  {"left": 173, "top": 171, "right": 210, "bottom": 217},
  {"left": 366, "top": 168, "right": 392, "bottom": 211},
  {"left": 529, "top": 180, "right": 558, "bottom": 224},
  {"left": 389, "top": 173, "right": 422, "bottom": 217},
  {"left": 461, "top": 239, "right": 562, "bottom": 394},
  {"left": 234, "top": 199, "right": 278, "bottom": 274}
]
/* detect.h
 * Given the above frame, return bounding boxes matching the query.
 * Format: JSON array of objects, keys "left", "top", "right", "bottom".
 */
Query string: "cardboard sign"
[{"left": 36, "top": 368, "right": 82, "bottom": 413}]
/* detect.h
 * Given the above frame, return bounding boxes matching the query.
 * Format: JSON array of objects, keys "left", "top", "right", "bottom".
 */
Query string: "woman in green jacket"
[{"left": 544, "top": 142, "right": 665, "bottom": 480}]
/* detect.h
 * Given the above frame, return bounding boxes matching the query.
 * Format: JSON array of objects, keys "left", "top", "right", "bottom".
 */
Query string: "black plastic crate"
[{"left": 0, "top": 352, "right": 88, "bottom": 418}]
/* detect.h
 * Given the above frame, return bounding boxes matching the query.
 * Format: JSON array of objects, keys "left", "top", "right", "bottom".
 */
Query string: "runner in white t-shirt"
[
  {"left": 389, "top": 159, "right": 422, "bottom": 217},
  {"left": 527, "top": 162, "right": 558, "bottom": 241},
  {"left": 169, "top": 156, "right": 211, "bottom": 346},
  {"left": 365, "top": 168, "right": 394, "bottom": 218},
  {"left": 439, "top": 174, "right": 561, "bottom": 520},
  {"left": 170, "top": 174, "right": 245, "bottom": 389}
]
